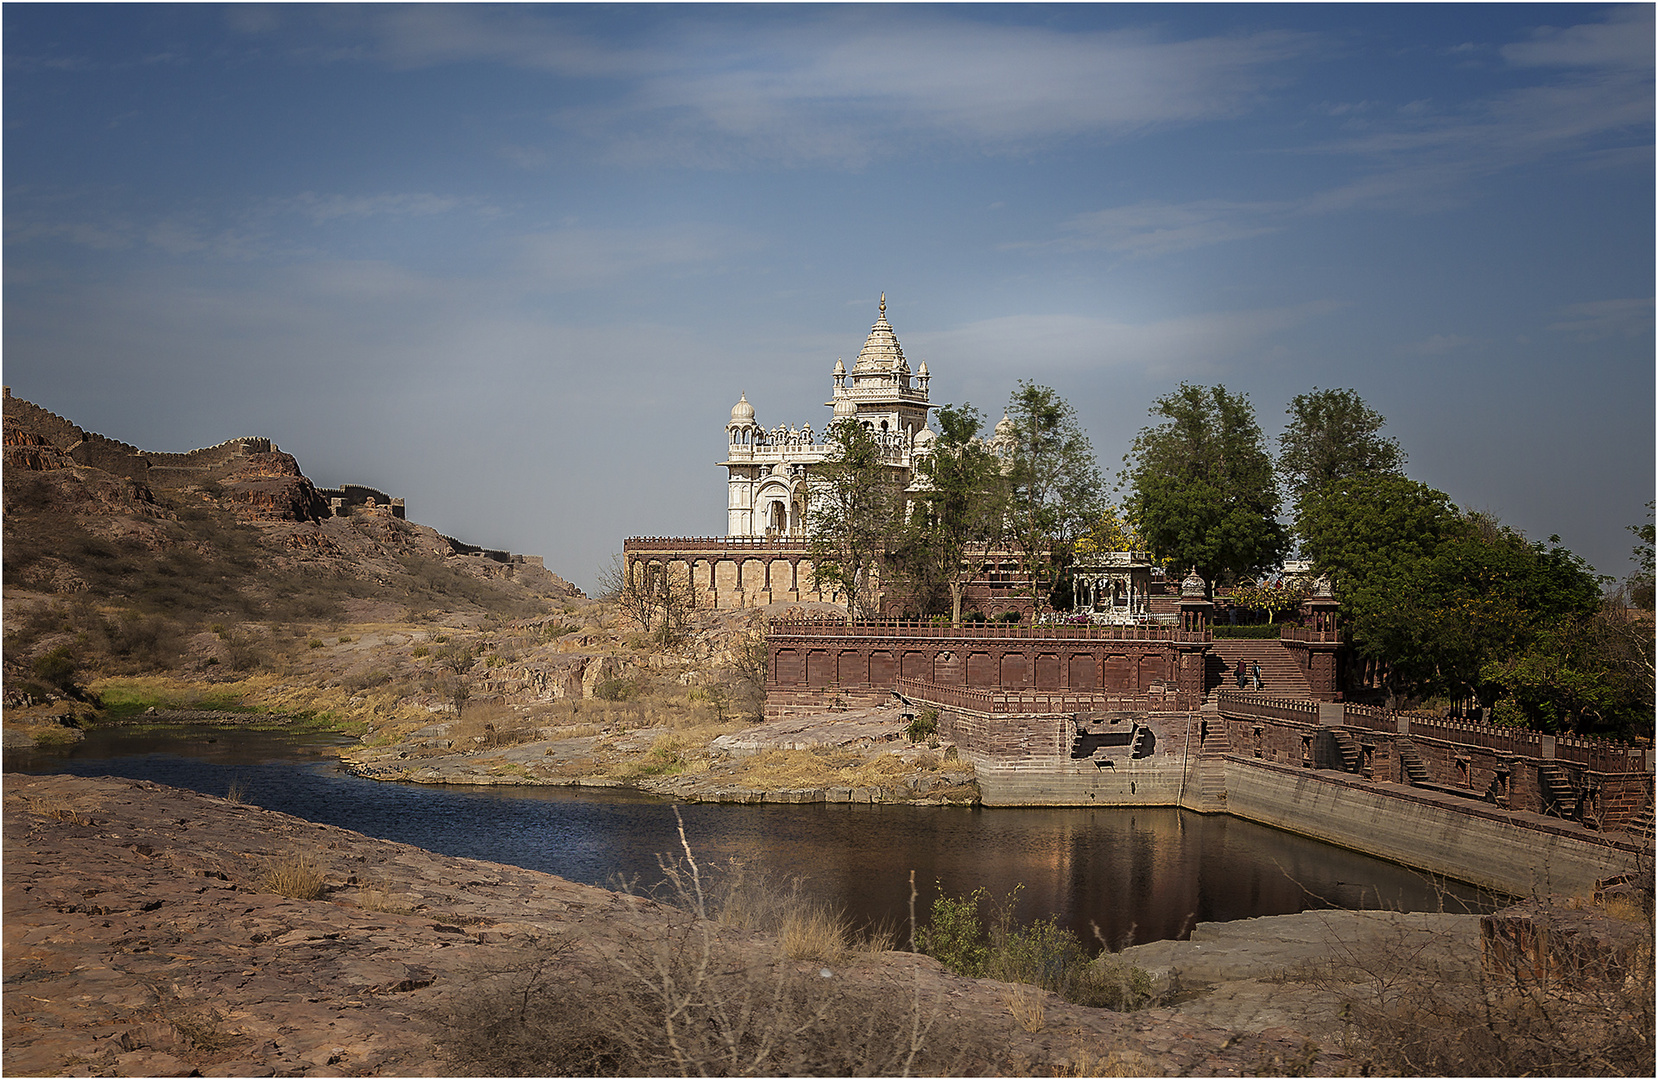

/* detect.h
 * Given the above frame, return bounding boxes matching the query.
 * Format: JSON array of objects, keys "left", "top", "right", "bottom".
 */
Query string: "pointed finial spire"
[{"left": 879, "top": 292, "right": 886, "bottom": 318}]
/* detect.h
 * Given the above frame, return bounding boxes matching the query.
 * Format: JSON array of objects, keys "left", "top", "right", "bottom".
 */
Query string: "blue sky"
[{"left": 5, "top": 3, "right": 1652, "bottom": 593}]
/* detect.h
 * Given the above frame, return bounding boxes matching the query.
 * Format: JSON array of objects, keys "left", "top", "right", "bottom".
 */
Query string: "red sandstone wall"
[{"left": 767, "top": 625, "right": 1201, "bottom": 711}]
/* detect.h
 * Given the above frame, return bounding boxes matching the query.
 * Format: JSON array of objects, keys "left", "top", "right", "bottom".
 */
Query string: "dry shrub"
[
  {"left": 260, "top": 852, "right": 326, "bottom": 900},
  {"left": 1299, "top": 902, "right": 1655, "bottom": 1076},
  {"left": 434, "top": 935, "right": 998, "bottom": 1077},
  {"left": 665, "top": 846, "right": 882, "bottom": 960},
  {"left": 1053, "top": 1037, "right": 1149, "bottom": 1078},
  {"left": 449, "top": 702, "right": 541, "bottom": 749},
  {"left": 433, "top": 818, "right": 1015, "bottom": 1077}
]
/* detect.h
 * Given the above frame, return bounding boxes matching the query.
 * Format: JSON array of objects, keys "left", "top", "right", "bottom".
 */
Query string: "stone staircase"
[
  {"left": 1205, "top": 639, "right": 1312, "bottom": 699},
  {"left": 1396, "top": 738, "right": 1430, "bottom": 786},
  {"left": 1329, "top": 728, "right": 1362, "bottom": 774},
  {"left": 1538, "top": 764, "right": 1581, "bottom": 820},
  {"left": 1195, "top": 715, "right": 1230, "bottom": 809}
]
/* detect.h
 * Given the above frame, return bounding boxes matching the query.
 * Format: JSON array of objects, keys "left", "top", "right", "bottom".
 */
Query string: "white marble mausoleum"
[{"left": 720, "top": 294, "right": 939, "bottom": 538}]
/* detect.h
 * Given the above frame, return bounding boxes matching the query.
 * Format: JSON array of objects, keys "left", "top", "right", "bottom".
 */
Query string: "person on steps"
[
  {"left": 1235, "top": 658, "right": 1247, "bottom": 689},
  {"left": 1251, "top": 660, "right": 1262, "bottom": 691}
]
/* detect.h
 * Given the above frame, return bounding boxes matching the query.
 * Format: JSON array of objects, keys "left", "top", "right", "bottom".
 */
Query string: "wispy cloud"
[
  {"left": 1028, "top": 200, "right": 1287, "bottom": 257},
  {"left": 910, "top": 301, "right": 1344, "bottom": 377},
  {"left": 6, "top": 188, "right": 484, "bottom": 261},
  {"left": 1546, "top": 298, "right": 1654, "bottom": 341},
  {"left": 1501, "top": 5, "right": 1654, "bottom": 71},
  {"left": 1020, "top": 7, "right": 1652, "bottom": 258},
  {"left": 280, "top": 192, "right": 466, "bottom": 224},
  {"left": 297, "top": 7, "right": 1324, "bottom": 167},
  {"left": 1405, "top": 333, "right": 1484, "bottom": 356}
]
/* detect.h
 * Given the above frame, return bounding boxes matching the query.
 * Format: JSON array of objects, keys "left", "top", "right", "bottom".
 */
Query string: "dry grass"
[
  {"left": 1052, "top": 1036, "right": 1151, "bottom": 1078},
  {"left": 448, "top": 703, "right": 544, "bottom": 749},
  {"left": 726, "top": 747, "right": 918, "bottom": 792},
  {"left": 356, "top": 887, "right": 415, "bottom": 916},
  {"left": 260, "top": 852, "right": 327, "bottom": 901},
  {"left": 1007, "top": 986, "right": 1047, "bottom": 1033},
  {"left": 22, "top": 795, "right": 94, "bottom": 826},
  {"left": 779, "top": 905, "right": 851, "bottom": 964}
]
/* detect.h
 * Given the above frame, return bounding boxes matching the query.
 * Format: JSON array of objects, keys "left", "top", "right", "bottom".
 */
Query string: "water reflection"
[{"left": 7, "top": 725, "right": 1498, "bottom": 944}]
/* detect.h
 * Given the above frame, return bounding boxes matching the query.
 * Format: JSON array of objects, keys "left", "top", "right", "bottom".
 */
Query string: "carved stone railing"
[
  {"left": 769, "top": 618, "right": 1209, "bottom": 644},
  {"left": 896, "top": 678, "right": 1164, "bottom": 715},
  {"left": 1279, "top": 626, "right": 1341, "bottom": 644},
  {"left": 1226, "top": 696, "right": 1653, "bottom": 773}
]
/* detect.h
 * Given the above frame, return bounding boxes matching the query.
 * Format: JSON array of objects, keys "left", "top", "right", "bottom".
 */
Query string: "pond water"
[{"left": 6, "top": 724, "right": 1499, "bottom": 946}]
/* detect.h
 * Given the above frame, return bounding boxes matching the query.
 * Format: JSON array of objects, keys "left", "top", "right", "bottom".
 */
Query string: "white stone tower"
[{"left": 719, "top": 294, "right": 935, "bottom": 538}]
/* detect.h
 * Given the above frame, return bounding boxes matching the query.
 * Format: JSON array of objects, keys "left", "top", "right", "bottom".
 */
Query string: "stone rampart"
[
  {"left": 319, "top": 484, "right": 407, "bottom": 520},
  {"left": 2, "top": 389, "right": 85, "bottom": 449}
]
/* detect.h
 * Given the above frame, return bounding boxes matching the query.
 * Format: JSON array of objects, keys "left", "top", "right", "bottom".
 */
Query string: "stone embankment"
[{"left": 5, "top": 773, "right": 1370, "bottom": 1076}]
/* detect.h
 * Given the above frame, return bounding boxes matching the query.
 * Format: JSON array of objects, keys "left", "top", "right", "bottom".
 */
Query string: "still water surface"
[{"left": 7, "top": 725, "right": 1497, "bottom": 945}]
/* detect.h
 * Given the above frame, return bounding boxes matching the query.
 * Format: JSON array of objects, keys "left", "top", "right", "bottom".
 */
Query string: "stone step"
[{"left": 1204, "top": 639, "right": 1312, "bottom": 698}]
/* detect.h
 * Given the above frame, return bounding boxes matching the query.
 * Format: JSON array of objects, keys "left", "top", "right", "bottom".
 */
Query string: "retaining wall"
[
  {"left": 975, "top": 758, "right": 1190, "bottom": 807},
  {"left": 1221, "top": 757, "right": 1647, "bottom": 897}
]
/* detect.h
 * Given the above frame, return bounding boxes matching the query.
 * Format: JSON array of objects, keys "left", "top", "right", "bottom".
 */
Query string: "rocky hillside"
[
  {"left": 2, "top": 389, "right": 582, "bottom": 703},
  {"left": 1, "top": 390, "right": 797, "bottom": 795},
  {"left": 3, "top": 390, "right": 936, "bottom": 806}
]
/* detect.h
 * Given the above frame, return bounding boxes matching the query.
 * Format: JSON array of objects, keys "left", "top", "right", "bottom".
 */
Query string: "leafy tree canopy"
[
  {"left": 892, "top": 404, "right": 1006, "bottom": 625},
  {"left": 1622, "top": 500, "right": 1655, "bottom": 610},
  {"left": 806, "top": 419, "right": 903, "bottom": 619},
  {"left": 1002, "top": 382, "right": 1103, "bottom": 614},
  {"left": 1073, "top": 503, "right": 1151, "bottom": 558},
  {"left": 1278, "top": 388, "right": 1405, "bottom": 517},
  {"left": 1122, "top": 383, "right": 1286, "bottom": 592},
  {"left": 1297, "top": 473, "right": 1459, "bottom": 598}
]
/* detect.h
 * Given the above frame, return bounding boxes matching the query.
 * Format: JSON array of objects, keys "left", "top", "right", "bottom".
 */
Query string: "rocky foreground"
[{"left": 0, "top": 773, "right": 1407, "bottom": 1077}]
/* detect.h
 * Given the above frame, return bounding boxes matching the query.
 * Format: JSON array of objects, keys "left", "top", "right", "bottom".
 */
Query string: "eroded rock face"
[
  {"left": 221, "top": 453, "right": 330, "bottom": 522},
  {"left": 4, "top": 774, "right": 1354, "bottom": 1077}
]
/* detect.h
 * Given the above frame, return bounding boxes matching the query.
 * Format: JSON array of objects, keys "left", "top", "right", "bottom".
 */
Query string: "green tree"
[
  {"left": 807, "top": 419, "right": 903, "bottom": 620},
  {"left": 32, "top": 646, "right": 82, "bottom": 697},
  {"left": 1278, "top": 388, "right": 1405, "bottom": 531},
  {"left": 1121, "top": 383, "right": 1286, "bottom": 593},
  {"left": 1073, "top": 503, "right": 1152, "bottom": 559},
  {"left": 1297, "top": 473, "right": 1459, "bottom": 605},
  {"left": 1622, "top": 500, "right": 1654, "bottom": 610},
  {"left": 1001, "top": 383, "right": 1104, "bottom": 616},
  {"left": 1482, "top": 610, "right": 1655, "bottom": 738},
  {"left": 892, "top": 404, "right": 1006, "bottom": 626}
]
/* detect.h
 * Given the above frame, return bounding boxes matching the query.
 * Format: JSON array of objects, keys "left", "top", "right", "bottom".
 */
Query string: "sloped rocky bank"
[
  {"left": 4, "top": 773, "right": 1372, "bottom": 1077},
  {"left": 342, "top": 704, "right": 982, "bottom": 805}
]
